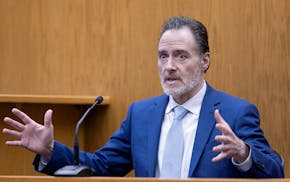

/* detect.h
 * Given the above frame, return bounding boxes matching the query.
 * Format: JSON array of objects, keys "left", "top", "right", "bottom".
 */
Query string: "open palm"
[{"left": 3, "top": 108, "right": 54, "bottom": 158}]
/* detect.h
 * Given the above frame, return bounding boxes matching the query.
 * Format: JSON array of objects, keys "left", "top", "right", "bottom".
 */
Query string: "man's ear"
[{"left": 201, "top": 52, "right": 210, "bottom": 73}]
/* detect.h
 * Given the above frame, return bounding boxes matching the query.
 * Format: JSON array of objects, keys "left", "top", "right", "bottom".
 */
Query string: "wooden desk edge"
[
  {"left": 0, "top": 176, "right": 288, "bottom": 182},
  {"left": 0, "top": 95, "right": 110, "bottom": 105}
]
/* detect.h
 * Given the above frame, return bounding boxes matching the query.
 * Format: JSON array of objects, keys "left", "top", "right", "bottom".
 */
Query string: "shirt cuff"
[
  {"left": 232, "top": 145, "right": 252, "bottom": 172},
  {"left": 38, "top": 155, "right": 50, "bottom": 171}
]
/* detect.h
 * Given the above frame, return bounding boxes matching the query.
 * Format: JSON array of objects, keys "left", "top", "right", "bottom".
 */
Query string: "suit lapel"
[
  {"left": 188, "top": 85, "right": 220, "bottom": 176},
  {"left": 147, "top": 95, "right": 169, "bottom": 177}
]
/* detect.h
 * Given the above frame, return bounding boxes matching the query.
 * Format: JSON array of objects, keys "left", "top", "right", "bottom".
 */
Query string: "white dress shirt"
[
  {"left": 155, "top": 81, "right": 252, "bottom": 178},
  {"left": 156, "top": 81, "right": 207, "bottom": 178}
]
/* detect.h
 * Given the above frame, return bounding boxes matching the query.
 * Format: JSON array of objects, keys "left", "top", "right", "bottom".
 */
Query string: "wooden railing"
[
  {"left": 0, "top": 94, "right": 110, "bottom": 105},
  {"left": 0, "top": 176, "right": 289, "bottom": 182}
]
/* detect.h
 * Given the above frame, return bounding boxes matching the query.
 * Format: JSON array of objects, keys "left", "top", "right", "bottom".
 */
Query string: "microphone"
[{"left": 54, "top": 96, "right": 104, "bottom": 176}]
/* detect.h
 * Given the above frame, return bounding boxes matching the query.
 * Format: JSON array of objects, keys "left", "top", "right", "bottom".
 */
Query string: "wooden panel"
[{"left": 0, "top": 0, "right": 289, "bottom": 177}]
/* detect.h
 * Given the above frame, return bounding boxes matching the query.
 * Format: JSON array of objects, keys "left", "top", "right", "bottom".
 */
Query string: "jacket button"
[{"left": 257, "top": 161, "right": 265, "bottom": 170}]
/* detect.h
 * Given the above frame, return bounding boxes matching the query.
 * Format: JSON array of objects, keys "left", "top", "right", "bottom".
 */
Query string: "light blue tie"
[{"left": 160, "top": 106, "right": 188, "bottom": 178}]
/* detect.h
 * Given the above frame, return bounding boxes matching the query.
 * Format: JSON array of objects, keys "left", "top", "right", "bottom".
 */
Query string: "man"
[{"left": 2, "top": 16, "right": 284, "bottom": 178}]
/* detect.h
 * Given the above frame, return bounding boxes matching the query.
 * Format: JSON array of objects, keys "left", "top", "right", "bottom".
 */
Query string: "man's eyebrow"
[
  {"left": 175, "top": 50, "right": 188, "bottom": 54},
  {"left": 158, "top": 50, "right": 167, "bottom": 55}
]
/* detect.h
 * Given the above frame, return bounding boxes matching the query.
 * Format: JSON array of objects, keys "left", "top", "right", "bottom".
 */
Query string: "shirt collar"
[{"left": 165, "top": 80, "right": 207, "bottom": 115}]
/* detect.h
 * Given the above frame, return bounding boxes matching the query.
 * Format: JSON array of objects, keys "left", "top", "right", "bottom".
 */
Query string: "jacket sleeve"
[
  {"left": 33, "top": 104, "right": 134, "bottom": 176},
  {"left": 233, "top": 103, "right": 284, "bottom": 178}
]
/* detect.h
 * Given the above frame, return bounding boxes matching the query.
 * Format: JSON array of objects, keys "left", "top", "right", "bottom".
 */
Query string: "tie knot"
[{"left": 174, "top": 106, "right": 188, "bottom": 121}]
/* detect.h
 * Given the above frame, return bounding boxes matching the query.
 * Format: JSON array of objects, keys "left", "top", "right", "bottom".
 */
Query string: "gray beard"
[{"left": 161, "top": 77, "right": 201, "bottom": 98}]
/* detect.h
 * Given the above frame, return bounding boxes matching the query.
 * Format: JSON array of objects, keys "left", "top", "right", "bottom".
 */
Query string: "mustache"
[{"left": 162, "top": 73, "right": 181, "bottom": 81}]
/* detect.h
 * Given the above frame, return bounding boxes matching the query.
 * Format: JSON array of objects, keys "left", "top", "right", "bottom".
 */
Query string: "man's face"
[{"left": 158, "top": 27, "right": 206, "bottom": 102}]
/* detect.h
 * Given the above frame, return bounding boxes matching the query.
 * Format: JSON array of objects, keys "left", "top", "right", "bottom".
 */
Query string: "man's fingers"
[
  {"left": 5, "top": 140, "right": 22, "bottom": 147},
  {"left": 3, "top": 117, "right": 24, "bottom": 131},
  {"left": 11, "top": 108, "right": 34, "bottom": 124},
  {"left": 212, "top": 152, "right": 228, "bottom": 163},
  {"left": 214, "top": 109, "right": 232, "bottom": 135},
  {"left": 214, "top": 109, "right": 225, "bottom": 124},
  {"left": 2, "top": 128, "right": 22, "bottom": 138},
  {"left": 215, "top": 123, "right": 230, "bottom": 135},
  {"left": 44, "top": 109, "right": 53, "bottom": 128},
  {"left": 215, "top": 135, "right": 231, "bottom": 144},
  {"left": 212, "top": 143, "right": 232, "bottom": 153}
]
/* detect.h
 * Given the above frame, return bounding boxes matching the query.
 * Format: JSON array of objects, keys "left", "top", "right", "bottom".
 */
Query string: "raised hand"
[
  {"left": 212, "top": 109, "right": 249, "bottom": 163},
  {"left": 2, "top": 108, "right": 54, "bottom": 159}
]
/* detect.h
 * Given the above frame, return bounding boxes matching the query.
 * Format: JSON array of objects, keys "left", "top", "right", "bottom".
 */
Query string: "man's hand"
[
  {"left": 212, "top": 109, "right": 249, "bottom": 163},
  {"left": 2, "top": 108, "right": 54, "bottom": 159}
]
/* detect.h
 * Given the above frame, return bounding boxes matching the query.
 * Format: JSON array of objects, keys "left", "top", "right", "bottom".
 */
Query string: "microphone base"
[{"left": 54, "top": 165, "right": 95, "bottom": 176}]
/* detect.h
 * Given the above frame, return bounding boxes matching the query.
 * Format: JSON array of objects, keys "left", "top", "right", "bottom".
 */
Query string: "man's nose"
[{"left": 165, "top": 57, "right": 177, "bottom": 70}]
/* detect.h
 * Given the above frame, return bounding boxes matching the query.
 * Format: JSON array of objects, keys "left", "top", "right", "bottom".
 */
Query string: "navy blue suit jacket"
[{"left": 34, "top": 85, "right": 284, "bottom": 178}]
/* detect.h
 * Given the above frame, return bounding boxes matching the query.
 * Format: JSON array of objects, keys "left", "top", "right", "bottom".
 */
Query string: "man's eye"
[
  {"left": 159, "top": 54, "right": 167, "bottom": 59},
  {"left": 178, "top": 54, "right": 187, "bottom": 60}
]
